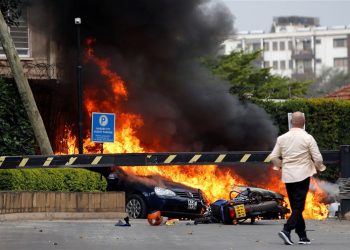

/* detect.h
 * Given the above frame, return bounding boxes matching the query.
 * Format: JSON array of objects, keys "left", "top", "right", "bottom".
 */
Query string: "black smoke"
[{"left": 29, "top": 0, "right": 278, "bottom": 151}]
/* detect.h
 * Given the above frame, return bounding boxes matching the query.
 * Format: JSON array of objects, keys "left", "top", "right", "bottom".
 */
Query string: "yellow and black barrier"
[{"left": 0, "top": 150, "right": 339, "bottom": 169}]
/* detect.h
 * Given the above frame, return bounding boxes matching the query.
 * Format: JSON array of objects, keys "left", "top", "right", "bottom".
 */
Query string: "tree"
[
  {"left": 308, "top": 67, "right": 350, "bottom": 97},
  {"left": 0, "top": 77, "right": 35, "bottom": 155},
  {"left": 0, "top": 5, "right": 53, "bottom": 155},
  {"left": 0, "top": 0, "right": 23, "bottom": 25},
  {"left": 203, "top": 50, "right": 311, "bottom": 99}
]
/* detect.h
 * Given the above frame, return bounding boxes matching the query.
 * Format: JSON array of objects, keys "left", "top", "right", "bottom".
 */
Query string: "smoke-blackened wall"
[{"left": 29, "top": 0, "right": 278, "bottom": 151}]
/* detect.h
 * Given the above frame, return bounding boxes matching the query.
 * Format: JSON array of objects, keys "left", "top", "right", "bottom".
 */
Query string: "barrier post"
[{"left": 339, "top": 145, "right": 350, "bottom": 218}]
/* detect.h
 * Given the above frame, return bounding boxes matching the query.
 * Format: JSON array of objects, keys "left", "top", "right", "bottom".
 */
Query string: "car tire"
[{"left": 126, "top": 194, "right": 147, "bottom": 219}]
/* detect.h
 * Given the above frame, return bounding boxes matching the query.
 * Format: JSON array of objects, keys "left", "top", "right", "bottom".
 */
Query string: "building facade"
[
  {"left": 0, "top": 4, "right": 74, "bottom": 148},
  {"left": 0, "top": 5, "right": 60, "bottom": 80},
  {"left": 222, "top": 16, "right": 350, "bottom": 80}
]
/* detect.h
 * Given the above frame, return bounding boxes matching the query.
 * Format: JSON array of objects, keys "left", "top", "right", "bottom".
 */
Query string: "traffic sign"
[{"left": 91, "top": 112, "right": 115, "bottom": 143}]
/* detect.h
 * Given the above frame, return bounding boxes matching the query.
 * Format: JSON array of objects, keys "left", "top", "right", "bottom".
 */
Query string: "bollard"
[
  {"left": 340, "top": 145, "right": 350, "bottom": 178},
  {"left": 340, "top": 145, "right": 350, "bottom": 218}
]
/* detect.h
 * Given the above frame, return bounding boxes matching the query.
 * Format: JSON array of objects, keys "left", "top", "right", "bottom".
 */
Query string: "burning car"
[{"left": 106, "top": 168, "right": 207, "bottom": 219}]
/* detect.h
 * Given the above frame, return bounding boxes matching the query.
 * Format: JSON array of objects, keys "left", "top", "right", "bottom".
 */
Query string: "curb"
[{"left": 0, "top": 212, "right": 128, "bottom": 221}]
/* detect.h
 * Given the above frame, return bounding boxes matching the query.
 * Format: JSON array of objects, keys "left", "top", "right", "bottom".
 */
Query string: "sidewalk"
[{"left": 0, "top": 211, "right": 127, "bottom": 221}]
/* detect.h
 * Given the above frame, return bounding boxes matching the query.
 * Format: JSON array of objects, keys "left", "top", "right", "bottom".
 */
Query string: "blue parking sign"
[{"left": 91, "top": 112, "right": 115, "bottom": 143}]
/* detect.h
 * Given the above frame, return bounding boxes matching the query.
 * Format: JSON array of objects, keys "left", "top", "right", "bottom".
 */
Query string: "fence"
[{"left": 1, "top": 146, "right": 350, "bottom": 217}]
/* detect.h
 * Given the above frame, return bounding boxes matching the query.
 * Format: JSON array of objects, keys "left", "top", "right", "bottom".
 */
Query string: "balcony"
[
  {"left": 292, "top": 49, "right": 314, "bottom": 60},
  {"left": 291, "top": 69, "right": 314, "bottom": 80},
  {"left": 0, "top": 60, "right": 59, "bottom": 80}
]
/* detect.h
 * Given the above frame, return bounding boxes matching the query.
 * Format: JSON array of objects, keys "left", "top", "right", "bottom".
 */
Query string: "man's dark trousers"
[{"left": 284, "top": 177, "right": 310, "bottom": 237}]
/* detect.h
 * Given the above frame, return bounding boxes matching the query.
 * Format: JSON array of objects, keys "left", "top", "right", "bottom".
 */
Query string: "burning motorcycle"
[{"left": 195, "top": 186, "right": 290, "bottom": 225}]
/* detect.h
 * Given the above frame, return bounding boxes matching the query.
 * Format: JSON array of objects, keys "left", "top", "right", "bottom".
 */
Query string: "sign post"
[{"left": 91, "top": 112, "right": 115, "bottom": 143}]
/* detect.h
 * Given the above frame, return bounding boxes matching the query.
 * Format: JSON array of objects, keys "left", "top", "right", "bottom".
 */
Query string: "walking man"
[{"left": 269, "top": 111, "right": 326, "bottom": 245}]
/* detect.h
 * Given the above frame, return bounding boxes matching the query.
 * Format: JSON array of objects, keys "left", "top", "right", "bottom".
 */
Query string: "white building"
[{"left": 222, "top": 16, "right": 350, "bottom": 80}]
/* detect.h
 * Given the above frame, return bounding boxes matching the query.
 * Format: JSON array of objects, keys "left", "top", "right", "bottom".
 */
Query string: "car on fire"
[{"left": 106, "top": 168, "right": 208, "bottom": 219}]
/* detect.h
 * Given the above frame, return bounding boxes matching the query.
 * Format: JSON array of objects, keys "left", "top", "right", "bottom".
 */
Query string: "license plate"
[
  {"left": 234, "top": 204, "right": 246, "bottom": 218},
  {"left": 187, "top": 199, "right": 197, "bottom": 210}
]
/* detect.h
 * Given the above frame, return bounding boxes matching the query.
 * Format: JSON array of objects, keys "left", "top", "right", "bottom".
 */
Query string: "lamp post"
[{"left": 75, "top": 17, "right": 84, "bottom": 154}]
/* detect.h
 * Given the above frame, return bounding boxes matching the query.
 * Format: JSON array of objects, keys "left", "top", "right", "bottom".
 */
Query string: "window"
[
  {"left": 0, "top": 9, "right": 29, "bottom": 57},
  {"left": 236, "top": 43, "right": 242, "bottom": 49},
  {"left": 272, "top": 42, "right": 278, "bottom": 51},
  {"left": 289, "top": 60, "right": 293, "bottom": 69},
  {"left": 264, "top": 61, "right": 270, "bottom": 67},
  {"left": 304, "top": 60, "right": 312, "bottom": 69},
  {"left": 288, "top": 41, "right": 293, "bottom": 50},
  {"left": 273, "top": 61, "right": 278, "bottom": 69},
  {"left": 333, "top": 38, "right": 346, "bottom": 48},
  {"left": 334, "top": 58, "right": 348, "bottom": 68},
  {"left": 279, "top": 41, "right": 285, "bottom": 51},
  {"left": 316, "top": 58, "right": 322, "bottom": 63},
  {"left": 280, "top": 60, "right": 286, "bottom": 70},
  {"left": 252, "top": 43, "right": 261, "bottom": 52},
  {"left": 263, "top": 42, "right": 269, "bottom": 51},
  {"left": 316, "top": 39, "right": 321, "bottom": 44},
  {"left": 303, "top": 40, "right": 311, "bottom": 50}
]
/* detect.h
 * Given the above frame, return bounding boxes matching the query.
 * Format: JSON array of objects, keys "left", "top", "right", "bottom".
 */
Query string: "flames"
[{"left": 57, "top": 39, "right": 329, "bottom": 220}]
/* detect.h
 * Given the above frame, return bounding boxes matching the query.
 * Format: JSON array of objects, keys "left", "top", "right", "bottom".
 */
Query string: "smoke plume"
[
  {"left": 29, "top": 0, "right": 278, "bottom": 151},
  {"left": 311, "top": 178, "right": 340, "bottom": 202}
]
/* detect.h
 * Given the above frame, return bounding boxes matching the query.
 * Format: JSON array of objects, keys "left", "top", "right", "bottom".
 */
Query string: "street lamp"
[{"left": 75, "top": 17, "right": 83, "bottom": 154}]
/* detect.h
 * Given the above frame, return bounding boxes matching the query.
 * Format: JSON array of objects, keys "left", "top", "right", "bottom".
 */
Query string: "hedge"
[
  {"left": 0, "top": 78, "right": 36, "bottom": 155},
  {"left": 0, "top": 168, "right": 107, "bottom": 192},
  {"left": 255, "top": 98, "right": 350, "bottom": 182},
  {"left": 255, "top": 98, "right": 350, "bottom": 150}
]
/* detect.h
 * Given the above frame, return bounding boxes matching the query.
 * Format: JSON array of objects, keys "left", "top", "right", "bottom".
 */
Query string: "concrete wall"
[{"left": 0, "top": 191, "right": 125, "bottom": 214}]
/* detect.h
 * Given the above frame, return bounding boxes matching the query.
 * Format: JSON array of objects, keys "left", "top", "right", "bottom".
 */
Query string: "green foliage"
[
  {"left": 0, "top": 0, "right": 23, "bottom": 26},
  {"left": 0, "top": 77, "right": 107, "bottom": 192},
  {"left": 254, "top": 98, "right": 350, "bottom": 182},
  {"left": 254, "top": 98, "right": 350, "bottom": 149},
  {"left": 308, "top": 67, "right": 350, "bottom": 97},
  {"left": 0, "top": 78, "right": 36, "bottom": 155},
  {"left": 0, "top": 168, "right": 107, "bottom": 192},
  {"left": 202, "top": 50, "right": 311, "bottom": 99}
]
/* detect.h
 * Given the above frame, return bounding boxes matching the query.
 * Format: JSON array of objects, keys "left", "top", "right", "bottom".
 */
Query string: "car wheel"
[{"left": 126, "top": 194, "right": 147, "bottom": 219}]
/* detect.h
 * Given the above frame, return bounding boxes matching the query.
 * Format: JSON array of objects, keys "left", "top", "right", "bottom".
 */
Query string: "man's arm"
[
  {"left": 269, "top": 138, "right": 282, "bottom": 168},
  {"left": 309, "top": 136, "right": 324, "bottom": 171}
]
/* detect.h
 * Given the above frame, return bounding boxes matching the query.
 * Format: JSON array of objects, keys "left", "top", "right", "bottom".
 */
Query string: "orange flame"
[
  {"left": 121, "top": 165, "right": 247, "bottom": 203},
  {"left": 57, "top": 39, "right": 329, "bottom": 219}
]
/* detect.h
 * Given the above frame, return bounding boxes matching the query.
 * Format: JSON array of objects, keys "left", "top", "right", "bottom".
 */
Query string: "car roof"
[{"left": 112, "top": 168, "right": 199, "bottom": 192}]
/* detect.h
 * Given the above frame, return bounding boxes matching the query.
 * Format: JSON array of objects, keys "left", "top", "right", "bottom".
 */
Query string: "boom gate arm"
[{"left": 0, "top": 150, "right": 339, "bottom": 169}]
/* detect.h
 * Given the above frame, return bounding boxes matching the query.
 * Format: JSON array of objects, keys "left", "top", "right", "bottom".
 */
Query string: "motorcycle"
[{"left": 195, "top": 186, "right": 290, "bottom": 225}]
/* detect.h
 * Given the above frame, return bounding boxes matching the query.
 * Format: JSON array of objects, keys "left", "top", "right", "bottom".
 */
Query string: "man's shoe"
[
  {"left": 298, "top": 236, "right": 311, "bottom": 245},
  {"left": 278, "top": 230, "right": 294, "bottom": 245}
]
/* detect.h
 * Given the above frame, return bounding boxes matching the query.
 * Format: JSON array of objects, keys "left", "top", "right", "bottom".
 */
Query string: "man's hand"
[{"left": 272, "top": 165, "right": 280, "bottom": 171}]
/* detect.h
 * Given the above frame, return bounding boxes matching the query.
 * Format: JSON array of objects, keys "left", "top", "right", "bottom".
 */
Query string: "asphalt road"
[{"left": 0, "top": 218, "right": 349, "bottom": 250}]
